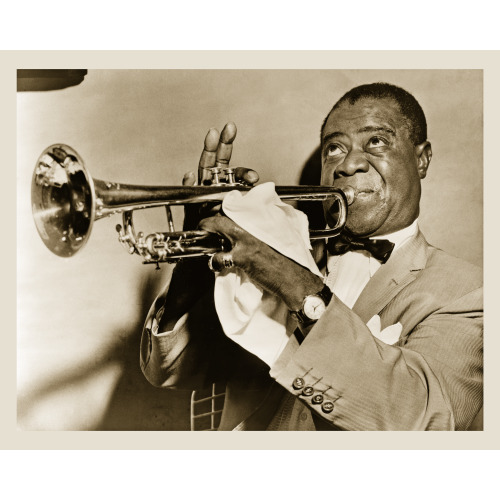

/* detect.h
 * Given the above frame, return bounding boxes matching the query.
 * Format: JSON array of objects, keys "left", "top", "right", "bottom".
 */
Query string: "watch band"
[{"left": 291, "top": 284, "right": 333, "bottom": 324}]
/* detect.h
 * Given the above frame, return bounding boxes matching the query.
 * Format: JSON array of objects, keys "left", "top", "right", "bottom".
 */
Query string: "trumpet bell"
[{"left": 31, "top": 144, "right": 96, "bottom": 257}]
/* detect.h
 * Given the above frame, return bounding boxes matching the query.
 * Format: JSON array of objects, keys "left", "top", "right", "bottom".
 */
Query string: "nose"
[{"left": 334, "top": 150, "right": 369, "bottom": 178}]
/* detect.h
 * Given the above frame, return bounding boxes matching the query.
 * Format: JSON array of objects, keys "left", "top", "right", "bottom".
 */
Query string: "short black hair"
[{"left": 321, "top": 82, "right": 427, "bottom": 145}]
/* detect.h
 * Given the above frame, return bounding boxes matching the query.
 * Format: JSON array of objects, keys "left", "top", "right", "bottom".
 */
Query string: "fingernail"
[
  {"left": 246, "top": 171, "right": 259, "bottom": 184},
  {"left": 221, "top": 122, "right": 237, "bottom": 143},
  {"left": 205, "top": 129, "right": 220, "bottom": 148}
]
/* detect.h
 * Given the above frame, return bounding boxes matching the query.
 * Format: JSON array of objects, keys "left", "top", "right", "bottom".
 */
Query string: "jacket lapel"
[{"left": 351, "top": 230, "right": 429, "bottom": 323}]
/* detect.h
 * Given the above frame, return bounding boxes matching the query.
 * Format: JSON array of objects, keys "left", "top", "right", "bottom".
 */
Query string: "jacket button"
[
  {"left": 292, "top": 377, "right": 305, "bottom": 390},
  {"left": 321, "top": 401, "right": 334, "bottom": 413},
  {"left": 302, "top": 386, "right": 314, "bottom": 397},
  {"left": 311, "top": 394, "right": 324, "bottom": 404}
]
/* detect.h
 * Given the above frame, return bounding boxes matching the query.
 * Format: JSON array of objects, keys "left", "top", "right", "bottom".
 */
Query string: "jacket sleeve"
[
  {"left": 270, "top": 286, "right": 483, "bottom": 431},
  {"left": 140, "top": 286, "right": 233, "bottom": 390},
  {"left": 140, "top": 285, "right": 269, "bottom": 391}
]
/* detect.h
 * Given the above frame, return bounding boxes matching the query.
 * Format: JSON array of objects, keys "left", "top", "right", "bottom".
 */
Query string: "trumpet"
[{"left": 32, "top": 144, "right": 354, "bottom": 265}]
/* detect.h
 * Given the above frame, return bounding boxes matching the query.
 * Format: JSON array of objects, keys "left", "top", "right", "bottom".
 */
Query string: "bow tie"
[{"left": 327, "top": 232, "right": 395, "bottom": 264}]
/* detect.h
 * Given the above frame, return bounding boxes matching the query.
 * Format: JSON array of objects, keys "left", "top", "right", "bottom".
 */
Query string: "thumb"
[{"left": 182, "top": 171, "right": 196, "bottom": 186}]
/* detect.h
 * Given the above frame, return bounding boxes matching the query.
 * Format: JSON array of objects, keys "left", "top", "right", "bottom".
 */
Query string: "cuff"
[
  {"left": 152, "top": 311, "right": 189, "bottom": 338},
  {"left": 270, "top": 354, "right": 343, "bottom": 423}
]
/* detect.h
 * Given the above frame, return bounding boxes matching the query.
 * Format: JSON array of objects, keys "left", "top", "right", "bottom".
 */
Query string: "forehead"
[{"left": 323, "top": 97, "right": 409, "bottom": 138}]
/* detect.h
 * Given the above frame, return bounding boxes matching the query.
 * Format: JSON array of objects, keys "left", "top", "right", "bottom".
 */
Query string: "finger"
[
  {"left": 198, "top": 128, "right": 221, "bottom": 183},
  {"left": 199, "top": 215, "right": 243, "bottom": 245},
  {"left": 215, "top": 122, "right": 237, "bottom": 167},
  {"left": 234, "top": 167, "right": 259, "bottom": 186},
  {"left": 182, "top": 171, "right": 196, "bottom": 186},
  {"left": 208, "top": 251, "right": 236, "bottom": 273}
]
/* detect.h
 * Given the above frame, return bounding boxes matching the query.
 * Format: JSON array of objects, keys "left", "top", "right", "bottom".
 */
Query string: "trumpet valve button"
[
  {"left": 210, "top": 167, "right": 222, "bottom": 185},
  {"left": 224, "top": 167, "right": 236, "bottom": 185}
]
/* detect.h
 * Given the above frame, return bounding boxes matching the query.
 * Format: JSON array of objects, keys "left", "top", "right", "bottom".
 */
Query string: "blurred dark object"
[{"left": 17, "top": 69, "right": 87, "bottom": 92}]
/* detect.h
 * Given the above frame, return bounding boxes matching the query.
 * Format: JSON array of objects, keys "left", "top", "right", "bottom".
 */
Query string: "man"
[{"left": 140, "top": 83, "right": 483, "bottom": 430}]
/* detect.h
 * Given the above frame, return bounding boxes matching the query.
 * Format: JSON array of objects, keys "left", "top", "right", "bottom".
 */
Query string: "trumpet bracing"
[{"left": 32, "top": 144, "right": 354, "bottom": 265}]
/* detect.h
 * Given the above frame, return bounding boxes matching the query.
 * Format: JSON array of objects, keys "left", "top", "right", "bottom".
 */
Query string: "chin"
[
  {"left": 344, "top": 211, "right": 384, "bottom": 237},
  {"left": 344, "top": 195, "right": 391, "bottom": 235},
  {"left": 346, "top": 225, "right": 378, "bottom": 237}
]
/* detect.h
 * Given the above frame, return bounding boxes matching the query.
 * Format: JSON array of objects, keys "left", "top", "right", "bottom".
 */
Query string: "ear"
[{"left": 415, "top": 141, "right": 432, "bottom": 179}]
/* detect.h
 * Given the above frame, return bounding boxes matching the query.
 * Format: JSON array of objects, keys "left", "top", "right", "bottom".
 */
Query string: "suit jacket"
[{"left": 140, "top": 230, "right": 483, "bottom": 431}]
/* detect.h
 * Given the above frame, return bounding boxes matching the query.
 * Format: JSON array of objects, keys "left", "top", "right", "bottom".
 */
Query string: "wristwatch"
[{"left": 291, "top": 284, "right": 333, "bottom": 324}]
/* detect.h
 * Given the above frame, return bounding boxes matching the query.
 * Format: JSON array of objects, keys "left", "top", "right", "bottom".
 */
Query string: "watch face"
[{"left": 303, "top": 295, "right": 326, "bottom": 320}]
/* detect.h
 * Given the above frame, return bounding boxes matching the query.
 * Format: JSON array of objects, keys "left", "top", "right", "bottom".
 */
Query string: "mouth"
[
  {"left": 355, "top": 189, "right": 375, "bottom": 197},
  {"left": 338, "top": 186, "right": 375, "bottom": 201}
]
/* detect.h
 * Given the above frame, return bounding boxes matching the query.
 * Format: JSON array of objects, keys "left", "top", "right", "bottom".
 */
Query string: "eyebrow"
[
  {"left": 322, "top": 126, "right": 396, "bottom": 144},
  {"left": 357, "top": 126, "right": 395, "bottom": 136}
]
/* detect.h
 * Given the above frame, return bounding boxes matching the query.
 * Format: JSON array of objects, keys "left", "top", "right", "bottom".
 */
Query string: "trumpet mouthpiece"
[{"left": 343, "top": 186, "right": 355, "bottom": 205}]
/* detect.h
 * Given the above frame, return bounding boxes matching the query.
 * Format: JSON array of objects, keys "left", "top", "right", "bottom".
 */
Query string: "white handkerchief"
[
  {"left": 213, "top": 182, "right": 321, "bottom": 366},
  {"left": 366, "top": 314, "right": 402, "bottom": 345},
  {"left": 221, "top": 182, "right": 322, "bottom": 275}
]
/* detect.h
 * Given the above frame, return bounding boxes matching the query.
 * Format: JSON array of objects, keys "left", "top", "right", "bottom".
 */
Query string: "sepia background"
[{"left": 17, "top": 69, "right": 483, "bottom": 431}]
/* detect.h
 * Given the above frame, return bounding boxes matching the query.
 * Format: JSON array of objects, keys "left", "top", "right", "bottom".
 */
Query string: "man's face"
[{"left": 321, "top": 97, "right": 426, "bottom": 237}]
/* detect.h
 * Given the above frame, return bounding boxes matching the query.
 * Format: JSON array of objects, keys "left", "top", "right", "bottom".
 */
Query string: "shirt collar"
[
  {"left": 325, "top": 219, "right": 419, "bottom": 278},
  {"left": 327, "top": 219, "right": 418, "bottom": 277},
  {"left": 371, "top": 218, "right": 419, "bottom": 251}
]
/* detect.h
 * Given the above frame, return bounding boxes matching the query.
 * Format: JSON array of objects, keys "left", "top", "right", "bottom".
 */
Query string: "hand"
[
  {"left": 197, "top": 122, "right": 259, "bottom": 186},
  {"left": 160, "top": 124, "right": 261, "bottom": 330},
  {"left": 199, "top": 215, "right": 324, "bottom": 311},
  {"left": 183, "top": 122, "right": 260, "bottom": 230}
]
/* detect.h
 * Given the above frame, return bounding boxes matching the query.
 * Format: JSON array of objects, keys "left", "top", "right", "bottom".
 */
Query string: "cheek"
[
  {"left": 374, "top": 153, "right": 415, "bottom": 194},
  {"left": 384, "top": 160, "right": 419, "bottom": 200}
]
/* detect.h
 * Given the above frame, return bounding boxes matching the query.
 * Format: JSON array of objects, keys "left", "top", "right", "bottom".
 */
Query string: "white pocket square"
[{"left": 366, "top": 315, "right": 402, "bottom": 345}]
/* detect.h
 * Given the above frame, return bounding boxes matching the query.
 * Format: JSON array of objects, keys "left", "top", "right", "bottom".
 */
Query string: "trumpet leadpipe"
[{"left": 93, "top": 180, "right": 352, "bottom": 216}]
